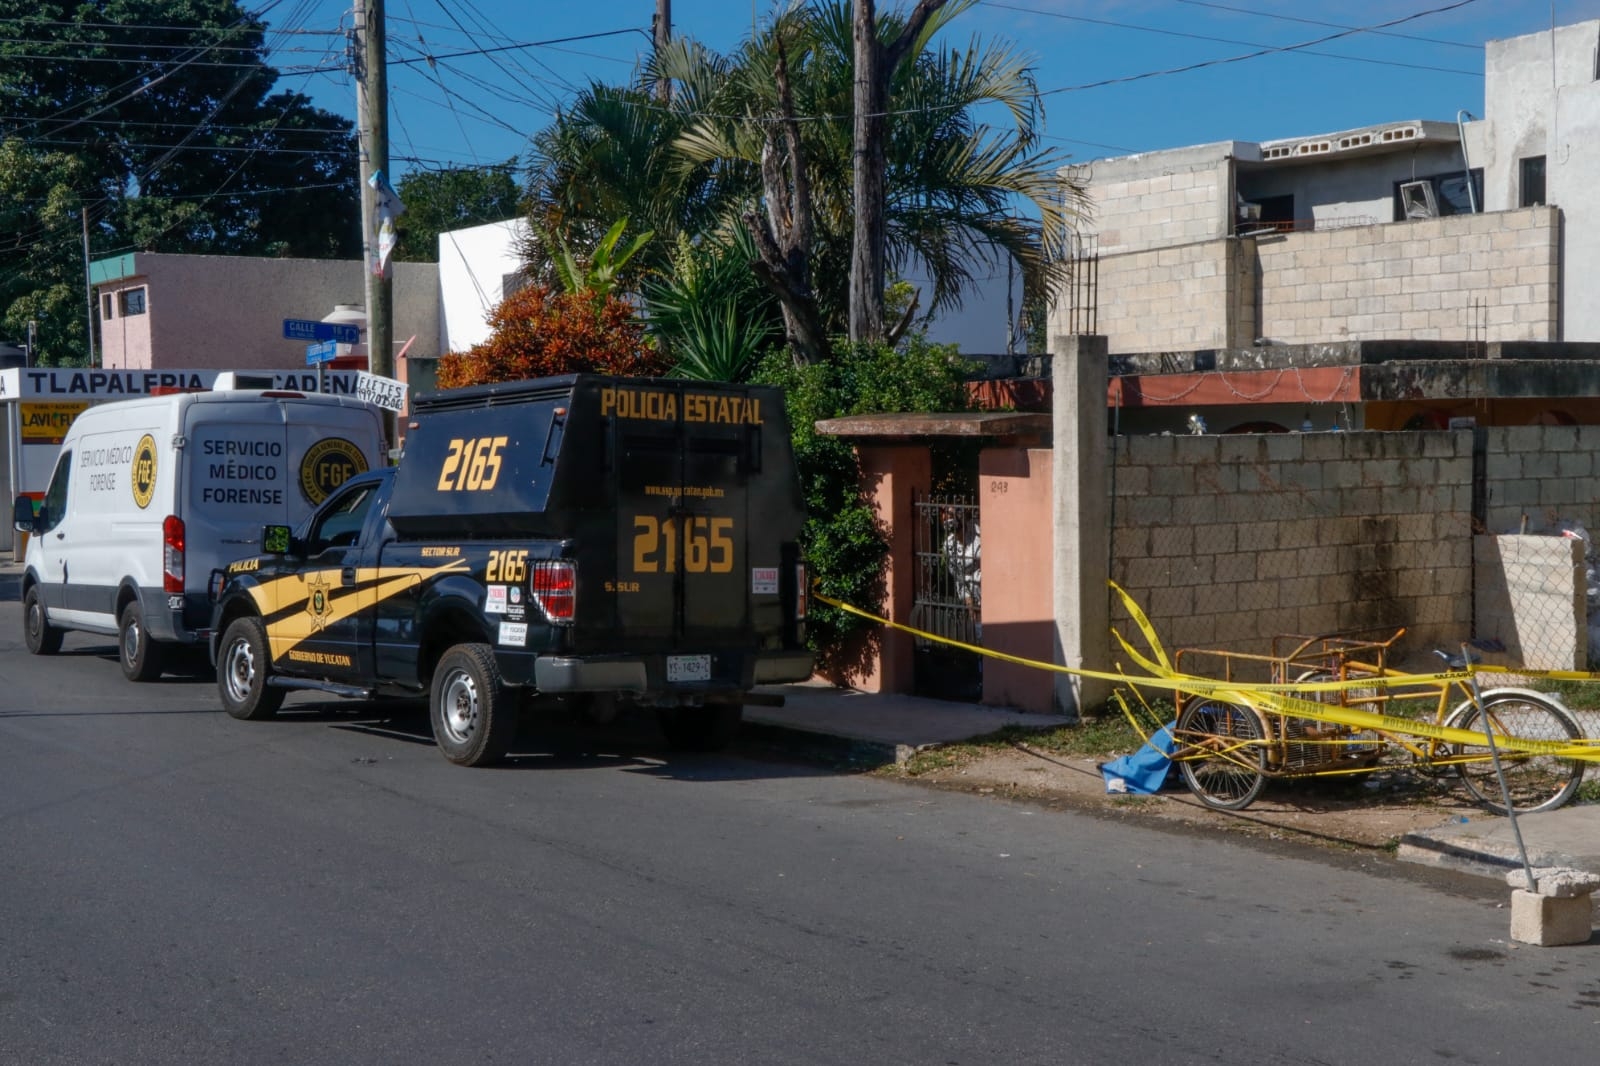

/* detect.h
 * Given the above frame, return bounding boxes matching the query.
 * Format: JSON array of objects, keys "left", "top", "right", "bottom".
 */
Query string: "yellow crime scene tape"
[{"left": 809, "top": 581, "right": 1600, "bottom": 764}]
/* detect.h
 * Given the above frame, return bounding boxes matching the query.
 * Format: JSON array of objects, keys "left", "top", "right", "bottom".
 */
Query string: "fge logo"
[
  {"left": 299, "top": 437, "right": 370, "bottom": 505},
  {"left": 131, "top": 435, "right": 158, "bottom": 509}
]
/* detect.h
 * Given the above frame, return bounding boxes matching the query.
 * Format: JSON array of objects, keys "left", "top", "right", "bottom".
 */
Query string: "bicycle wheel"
[
  {"left": 1175, "top": 699, "right": 1268, "bottom": 811},
  {"left": 1446, "top": 690, "right": 1585, "bottom": 815}
]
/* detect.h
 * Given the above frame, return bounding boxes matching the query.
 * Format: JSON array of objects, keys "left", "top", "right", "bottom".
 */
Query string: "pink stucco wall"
[
  {"left": 94, "top": 254, "right": 440, "bottom": 370},
  {"left": 99, "top": 282, "right": 154, "bottom": 369},
  {"left": 823, "top": 445, "right": 930, "bottom": 693},
  {"left": 979, "top": 447, "right": 1057, "bottom": 713}
]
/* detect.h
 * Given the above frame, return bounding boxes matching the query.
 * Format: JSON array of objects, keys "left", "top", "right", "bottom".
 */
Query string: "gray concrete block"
[{"left": 1509, "top": 888, "right": 1593, "bottom": 947}]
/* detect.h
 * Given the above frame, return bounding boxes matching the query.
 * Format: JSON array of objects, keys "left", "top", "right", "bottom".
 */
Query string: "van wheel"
[
  {"left": 119, "top": 600, "right": 166, "bottom": 682},
  {"left": 430, "top": 643, "right": 517, "bottom": 767},
  {"left": 657, "top": 703, "right": 743, "bottom": 752},
  {"left": 217, "top": 616, "right": 285, "bottom": 721},
  {"left": 23, "top": 585, "right": 63, "bottom": 655}
]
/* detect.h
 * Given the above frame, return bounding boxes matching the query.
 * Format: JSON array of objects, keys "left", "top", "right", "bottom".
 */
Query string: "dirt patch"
[{"left": 886, "top": 742, "right": 1483, "bottom": 852}]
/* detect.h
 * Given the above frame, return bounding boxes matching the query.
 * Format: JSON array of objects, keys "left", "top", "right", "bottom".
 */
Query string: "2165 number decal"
[
  {"left": 632, "top": 515, "right": 734, "bottom": 574},
  {"left": 437, "top": 436, "right": 508, "bottom": 491}
]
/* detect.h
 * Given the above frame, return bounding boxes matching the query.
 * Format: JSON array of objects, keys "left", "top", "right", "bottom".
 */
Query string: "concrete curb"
[
  {"left": 1395, "top": 831, "right": 1580, "bottom": 881},
  {"left": 739, "top": 719, "right": 911, "bottom": 767}
]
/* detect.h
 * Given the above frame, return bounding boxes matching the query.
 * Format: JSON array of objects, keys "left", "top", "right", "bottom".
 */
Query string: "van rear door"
[
  {"left": 182, "top": 396, "right": 381, "bottom": 628},
  {"left": 611, "top": 387, "right": 754, "bottom": 652}
]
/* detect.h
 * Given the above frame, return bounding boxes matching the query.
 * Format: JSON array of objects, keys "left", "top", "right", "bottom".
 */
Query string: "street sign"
[
  {"left": 283, "top": 318, "right": 360, "bottom": 345},
  {"left": 305, "top": 340, "right": 338, "bottom": 366},
  {"left": 354, "top": 371, "right": 406, "bottom": 413}
]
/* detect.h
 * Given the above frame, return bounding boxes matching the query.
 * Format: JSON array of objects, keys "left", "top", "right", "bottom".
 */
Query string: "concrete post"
[{"left": 1051, "top": 334, "right": 1112, "bottom": 718}]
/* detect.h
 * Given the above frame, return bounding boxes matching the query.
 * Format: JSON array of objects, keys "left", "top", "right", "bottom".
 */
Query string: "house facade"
[
  {"left": 1050, "top": 19, "right": 1600, "bottom": 435},
  {"left": 91, "top": 252, "right": 441, "bottom": 373}
]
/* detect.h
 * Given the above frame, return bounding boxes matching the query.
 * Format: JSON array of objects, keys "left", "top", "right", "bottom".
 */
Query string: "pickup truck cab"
[{"left": 209, "top": 374, "right": 812, "bottom": 766}]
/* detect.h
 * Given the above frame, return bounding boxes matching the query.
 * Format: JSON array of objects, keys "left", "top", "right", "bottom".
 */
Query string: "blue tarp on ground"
[{"left": 1101, "top": 723, "right": 1179, "bottom": 794}]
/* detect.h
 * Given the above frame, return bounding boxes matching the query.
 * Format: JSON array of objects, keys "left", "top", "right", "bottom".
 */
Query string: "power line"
[
  {"left": 1171, "top": 0, "right": 1482, "bottom": 50},
  {"left": 1033, "top": 0, "right": 1487, "bottom": 96},
  {"left": 0, "top": 17, "right": 339, "bottom": 36},
  {"left": 983, "top": 1, "right": 1482, "bottom": 78},
  {"left": 0, "top": 35, "right": 334, "bottom": 56},
  {"left": 386, "top": 26, "right": 647, "bottom": 67}
]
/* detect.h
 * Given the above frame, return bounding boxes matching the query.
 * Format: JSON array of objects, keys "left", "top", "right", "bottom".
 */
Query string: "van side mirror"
[
  {"left": 12, "top": 496, "right": 35, "bottom": 533},
  {"left": 261, "top": 524, "right": 293, "bottom": 555}
]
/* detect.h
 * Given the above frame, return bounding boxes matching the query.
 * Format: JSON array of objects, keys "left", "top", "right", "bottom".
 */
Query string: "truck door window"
[
  {"left": 36, "top": 452, "right": 72, "bottom": 532},
  {"left": 306, "top": 483, "right": 376, "bottom": 554}
]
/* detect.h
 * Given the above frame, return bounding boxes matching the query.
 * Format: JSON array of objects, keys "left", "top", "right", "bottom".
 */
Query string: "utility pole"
[
  {"left": 82, "top": 207, "right": 95, "bottom": 367},
  {"left": 653, "top": 0, "right": 672, "bottom": 101},
  {"left": 354, "top": 0, "right": 395, "bottom": 447}
]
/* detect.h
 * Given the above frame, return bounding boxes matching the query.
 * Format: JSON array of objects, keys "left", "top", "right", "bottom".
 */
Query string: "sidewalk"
[
  {"left": 745, "top": 681, "right": 1073, "bottom": 764},
  {"left": 746, "top": 681, "right": 1600, "bottom": 883},
  {"left": 1397, "top": 806, "right": 1600, "bottom": 881}
]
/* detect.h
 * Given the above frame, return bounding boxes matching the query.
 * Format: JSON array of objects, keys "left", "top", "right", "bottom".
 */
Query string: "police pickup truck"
[{"left": 209, "top": 375, "right": 813, "bottom": 766}]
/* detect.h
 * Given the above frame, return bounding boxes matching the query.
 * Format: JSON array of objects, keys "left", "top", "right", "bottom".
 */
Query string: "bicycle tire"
[
  {"left": 1445, "top": 689, "right": 1585, "bottom": 815},
  {"left": 1176, "top": 699, "right": 1268, "bottom": 811}
]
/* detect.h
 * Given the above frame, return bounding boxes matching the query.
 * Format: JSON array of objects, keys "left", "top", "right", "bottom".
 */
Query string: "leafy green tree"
[
  {"left": 753, "top": 334, "right": 974, "bottom": 657},
  {"left": 0, "top": 0, "right": 359, "bottom": 363},
  {"left": 0, "top": 139, "right": 91, "bottom": 365},
  {"left": 394, "top": 164, "right": 523, "bottom": 263}
]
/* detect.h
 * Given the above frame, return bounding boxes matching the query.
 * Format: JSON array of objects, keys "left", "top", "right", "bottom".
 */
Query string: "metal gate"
[{"left": 910, "top": 492, "right": 981, "bottom": 698}]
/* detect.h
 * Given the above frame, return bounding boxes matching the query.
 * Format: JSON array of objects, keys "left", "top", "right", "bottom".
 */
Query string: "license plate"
[{"left": 667, "top": 654, "right": 712, "bottom": 683}]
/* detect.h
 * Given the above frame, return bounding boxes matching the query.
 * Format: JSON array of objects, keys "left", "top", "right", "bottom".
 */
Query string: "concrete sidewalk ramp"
[{"left": 1398, "top": 804, "right": 1600, "bottom": 880}]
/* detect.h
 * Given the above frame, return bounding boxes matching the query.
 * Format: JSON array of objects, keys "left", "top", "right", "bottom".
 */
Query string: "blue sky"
[{"left": 275, "top": 0, "right": 1600, "bottom": 178}]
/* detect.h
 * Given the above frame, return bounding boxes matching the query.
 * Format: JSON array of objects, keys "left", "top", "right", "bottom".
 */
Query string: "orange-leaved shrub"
[{"left": 436, "top": 283, "right": 667, "bottom": 389}]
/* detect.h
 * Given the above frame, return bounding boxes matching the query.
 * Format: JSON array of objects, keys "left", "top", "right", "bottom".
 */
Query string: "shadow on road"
[{"left": 303, "top": 700, "right": 847, "bottom": 782}]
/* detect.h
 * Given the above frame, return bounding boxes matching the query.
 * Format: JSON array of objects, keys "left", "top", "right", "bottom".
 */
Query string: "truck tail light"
[
  {"left": 163, "top": 515, "right": 186, "bottom": 594},
  {"left": 531, "top": 561, "right": 575, "bottom": 625},
  {"left": 795, "top": 563, "right": 807, "bottom": 620}
]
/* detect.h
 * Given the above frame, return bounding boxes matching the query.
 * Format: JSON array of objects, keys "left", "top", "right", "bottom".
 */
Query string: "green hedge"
[{"left": 755, "top": 334, "right": 975, "bottom": 659}]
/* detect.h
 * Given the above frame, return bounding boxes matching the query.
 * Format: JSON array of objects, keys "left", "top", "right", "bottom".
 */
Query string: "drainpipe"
[{"left": 1456, "top": 109, "right": 1478, "bottom": 213}]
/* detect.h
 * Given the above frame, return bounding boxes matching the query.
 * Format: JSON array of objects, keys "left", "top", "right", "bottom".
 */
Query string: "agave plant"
[{"left": 644, "top": 228, "right": 780, "bottom": 382}]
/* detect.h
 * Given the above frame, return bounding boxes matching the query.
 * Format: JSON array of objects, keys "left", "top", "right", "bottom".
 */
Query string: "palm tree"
[
  {"left": 525, "top": 40, "right": 754, "bottom": 282},
  {"left": 529, "top": 0, "right": 1086, "bottom": 362}
]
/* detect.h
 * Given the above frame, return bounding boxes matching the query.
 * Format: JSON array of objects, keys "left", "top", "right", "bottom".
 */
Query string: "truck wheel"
[
  {"left": 657, "top": 704, "right": 743, "bottom": 752},
  {"left": 119, "top": 600, "right": 166, "bottom": 682},
  {"left": 430, "top": 644, "right": 517, "bottom": 767},
  {"left": 217, "top": 617, "right": 285, "bottom": 721},
  {"left": 23, "top": 585, "right": 63, "bottom": 656}
]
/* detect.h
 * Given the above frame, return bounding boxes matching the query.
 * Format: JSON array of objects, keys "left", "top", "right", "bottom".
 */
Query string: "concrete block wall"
[
  {"left": 1254, "top": 207, "right": 1559, "bottom": 344},
  {"left": 1086, "top": 241, "right": 1244, "bottom": 353},
  {"left": 1482, "top": 425, "right": 1600, "bottom": 534},
  {"left": 1109, "top": 431, "right": 1475, "bottom": 653},
  {"left": 1091, "top": 161, "right": 1229, "bottom": 255},
  {"left": 1473, "top": 534, "right": 1586, "bottom": 670}
]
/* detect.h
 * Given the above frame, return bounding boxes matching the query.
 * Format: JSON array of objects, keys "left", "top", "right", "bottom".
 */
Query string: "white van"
[{"left": 12, "top": 388, "right": 386, "bottom": 680}]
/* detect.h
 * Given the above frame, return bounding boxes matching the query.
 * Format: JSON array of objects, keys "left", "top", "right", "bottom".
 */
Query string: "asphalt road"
[{"left": 3, "top": 582, "right": 1599, "bottom": 1065}]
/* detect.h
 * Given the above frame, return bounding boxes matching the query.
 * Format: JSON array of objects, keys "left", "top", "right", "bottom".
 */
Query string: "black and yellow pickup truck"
[{"left": 209, "top": 375, "right": 813, "bottom": 766}]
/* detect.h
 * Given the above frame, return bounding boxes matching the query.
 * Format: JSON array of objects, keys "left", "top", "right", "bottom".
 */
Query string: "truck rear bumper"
[
  {"left": 533, "top": 650, "right": 814, "bottom": 694},
  {"left": 534, "top": 657, "right": 649, "bottom": 693}
]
